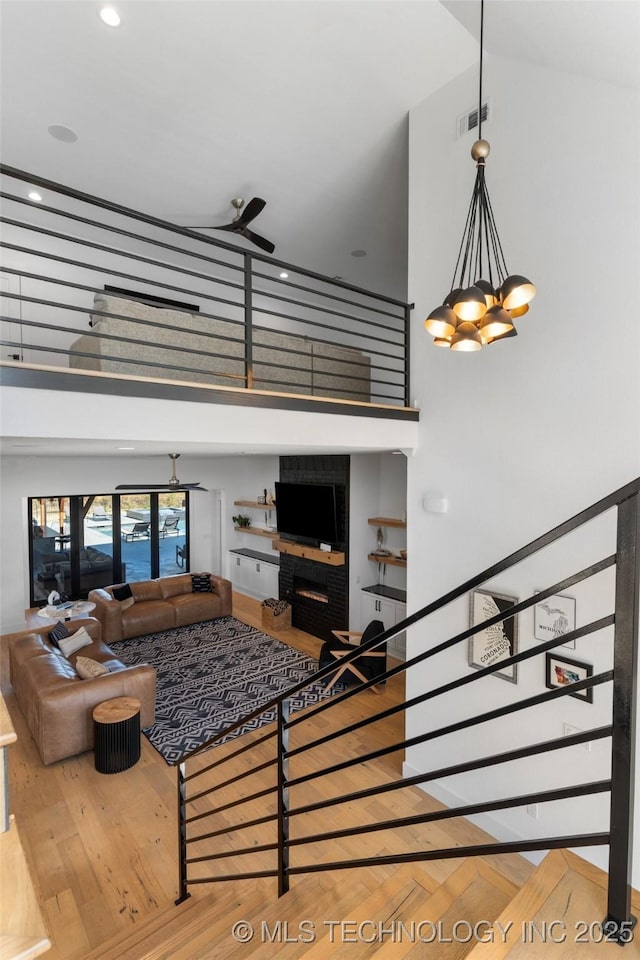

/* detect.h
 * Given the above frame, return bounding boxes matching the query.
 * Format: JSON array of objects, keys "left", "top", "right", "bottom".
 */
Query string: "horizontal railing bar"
[
  {"left": 286, "top": 834, "right": 611, "bottom": 877},
  {"left": 1, "top": 164, "right": 410, "bottom": 308},
  {"left": 0, "top": 198, "right": 247, "bottom": 277},
  {"left": 184, "top": 784, "right": 278, "bottom": 825},
  {"left": 252, "top": 284, "right": 405, "bottom": 334},
  {"left": 0, "top": 258, "right": 247, "bottom": 313},
  {"left": 250, "top": 324, "right": 405, "bottom": 377},
  {"left": 251, "top": 354, "right": 375, "bottom": 387},
  {"left": 252, "top": 377, "right": 401, "bottom": 403},
  {"left": 1, "top": 317, "right": 245, "bottom": 371},
  {"left": 255, "top": 303, "right": 404, "bottom": 350},
  {"left": 285, "top": 781, "right": 612, "bottom": 849},
  {"left": 253, "top": 323, "right": 402, "bottom": 376},
  {"left": 253, "top": 360, "right": 403, "bottom": 393},
  {"left": 284, "top": 559, "right": 617, "bottom": 738},
  {"left": 286, "top": 726, "right": 612, "bottom": 819},
  {"left": 3, "top": 290, "right": 246, "bottom": 337},
  {"left": 187, "top": 811, "right": 278, "bottom": 845},
  {"left": 252, "top": 269, "right": 406, "bottom": 321},
  {"left": 186, "top": 869, "right": 279, "bottom": 884},
  {"left": 187, "top": 755, "right": 278, "bottom": 805},
  {"left": 187, "top": 840, "right": 279, "bottom": 864},
  {"left": 1, "top": 338, "right": 246, "bottom": 384},
  {"left": 285, "top": 671, "right": 613, "bottom": 786},
  {"left": 0, "top": 221, "right": 247, "bottom": 296},
  {"left": 183, "top": 728, "right": 277, "bottom": 785}
]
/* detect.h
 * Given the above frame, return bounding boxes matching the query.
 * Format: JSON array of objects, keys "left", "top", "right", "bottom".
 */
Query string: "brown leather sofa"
[
  {"left": 89, "top": 572, "right": 232, "bottom": 646},
  {"left": 9, "top": 618, "right": 156, "bottom": 766}
]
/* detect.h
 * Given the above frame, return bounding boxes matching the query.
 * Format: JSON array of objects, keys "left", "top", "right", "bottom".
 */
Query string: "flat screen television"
[{"left": 274, "top": 481, "right": 339, "bottom": 546}]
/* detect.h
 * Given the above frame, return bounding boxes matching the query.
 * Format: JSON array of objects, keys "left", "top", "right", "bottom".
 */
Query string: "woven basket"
[{"left": 262, "top": 602, "right": 292, "bottom": 631}]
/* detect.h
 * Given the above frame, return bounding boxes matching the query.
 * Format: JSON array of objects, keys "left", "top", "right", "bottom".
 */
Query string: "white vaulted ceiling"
[{"left": 1, "top": 1, "right": 637, "bottom": 300}]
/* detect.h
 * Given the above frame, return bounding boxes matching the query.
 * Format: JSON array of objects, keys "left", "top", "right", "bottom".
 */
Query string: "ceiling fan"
[
  {"left": 115, "top": 454, "right": 208, "bottom": 492},
  {"left": 185, "top": 197, "right": 275, "bottom": 254}
]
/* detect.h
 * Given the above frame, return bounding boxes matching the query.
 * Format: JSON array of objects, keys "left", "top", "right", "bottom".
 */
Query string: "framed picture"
[
  {"left": 545, "top": 652, "right": 593, "bottom": 702},
  {"left": 469, "top": 589, "right": 519, "bottom": 683},
  {"left": 534, "top": 592, "right": 576, "bottom": 648}
]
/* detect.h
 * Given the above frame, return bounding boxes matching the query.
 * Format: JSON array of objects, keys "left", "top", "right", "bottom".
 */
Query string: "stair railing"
[{"left": 176, "top": 478, "right": 639, "bottom": 945}]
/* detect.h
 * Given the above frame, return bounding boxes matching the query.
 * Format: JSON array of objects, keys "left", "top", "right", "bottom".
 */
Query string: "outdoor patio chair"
[
  {"left": 122, "top": 521, "right": 150, "bottom": 542},
  {"left": 159, "top": 516, "right": 180, "bottom": 538},
  {"left": 176, "top": 544, "right": 186, "bottom": 567}
]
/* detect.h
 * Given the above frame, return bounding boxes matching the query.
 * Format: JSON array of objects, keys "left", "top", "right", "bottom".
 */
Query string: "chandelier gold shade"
[{"left": 424, "top": 0, "right": 535, "bottom": 352}]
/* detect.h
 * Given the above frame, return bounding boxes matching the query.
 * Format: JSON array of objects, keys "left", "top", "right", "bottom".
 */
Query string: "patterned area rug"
[{"left": 112, "top": 616, "right": 332, "bottom": 765}]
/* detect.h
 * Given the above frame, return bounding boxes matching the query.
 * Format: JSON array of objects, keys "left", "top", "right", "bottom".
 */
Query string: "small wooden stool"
[{"left": 92, "top": 696, "right": 141, "bottom": 774}]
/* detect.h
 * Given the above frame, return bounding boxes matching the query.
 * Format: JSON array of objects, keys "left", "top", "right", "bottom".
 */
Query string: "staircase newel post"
[
  {"left": 175, "top": 761, "right": 191, "bottom": 905},
  {"left": 606, "top": 490, "right": 640, "bottom": 943},
  {"left": 277, "top": 698, "right": 290, "bottom": 897}
]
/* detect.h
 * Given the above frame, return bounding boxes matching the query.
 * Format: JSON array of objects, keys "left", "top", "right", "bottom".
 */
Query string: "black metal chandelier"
[{"left": 425, "top": 0, "right": 535, "bottom": 352}]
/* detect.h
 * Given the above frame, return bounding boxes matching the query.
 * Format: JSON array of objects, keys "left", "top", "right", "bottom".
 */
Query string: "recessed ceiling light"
[
  {"left": 48, "top": 124, "right": 78, "bottom": 143},
  {"left": 117, "top": 446, "right": 135, "bottom": 451},
  {"left": 279, "top": 272, "right": 288, "bottom": 279},
  {"left": 100, "top": 6, "right": 120, "bottom": 27},
  {"left": 28, "top": 191, "right": 42, "bottom": 202},
  {"left": 351, "top": 249, "right": 367, "bottom": 258}
]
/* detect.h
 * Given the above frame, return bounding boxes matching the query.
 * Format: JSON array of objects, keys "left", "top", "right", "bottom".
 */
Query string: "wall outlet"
[
  {"left": 564, "top": 722, "right": 591, "bottom": 751},
  {"left": 526, "top": 804, "right": 539, "bottom": 819}
]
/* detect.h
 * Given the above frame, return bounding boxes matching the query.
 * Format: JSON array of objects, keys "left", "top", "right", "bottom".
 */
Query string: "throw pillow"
[
  {"left": 75, "top": 656, "right": 109, "bottom": 679},
  {"left": 58, "top": 626, "right": 93, "bottom": 658},
  {"left": 191, "top": 573, "right": 213, "bottom": 593},
  {"left": 48, "top": 621, "right": 71, "bottom": 649},
  {"left": 112, "top": 582, "right": 135, "bottom": 610}
]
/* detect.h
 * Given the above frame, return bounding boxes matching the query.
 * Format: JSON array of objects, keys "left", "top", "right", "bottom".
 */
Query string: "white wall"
[{"left": 406, "top": 52, "right": 640, "bottom": 884}]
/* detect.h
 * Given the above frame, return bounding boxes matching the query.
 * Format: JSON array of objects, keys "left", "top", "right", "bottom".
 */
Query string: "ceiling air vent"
[{"left": 457, "top": 100, "right": 490, "bottom": 138}]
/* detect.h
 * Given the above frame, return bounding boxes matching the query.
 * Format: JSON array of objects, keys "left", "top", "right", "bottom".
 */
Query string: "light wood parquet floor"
[{"left": 1, "top": 594, "right": 533, "bottom": 960}]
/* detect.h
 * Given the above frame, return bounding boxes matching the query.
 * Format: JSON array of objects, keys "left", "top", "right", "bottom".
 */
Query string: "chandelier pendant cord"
[{"left": 423, "top": 0, "right": 536, "bottom": 349}]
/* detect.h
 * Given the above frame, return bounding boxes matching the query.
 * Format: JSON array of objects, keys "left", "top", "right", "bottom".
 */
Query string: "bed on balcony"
[{"left": 69, "top": 293, "right": 371, "bottom": 401}]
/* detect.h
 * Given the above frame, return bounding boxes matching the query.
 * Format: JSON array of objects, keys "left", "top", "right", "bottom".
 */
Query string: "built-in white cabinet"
[
  {"left": 361, "top": 588, "right": 406, "bottom": 660},
  {"left": 229, "top": 550, "right": 279, "bottom": 601}
]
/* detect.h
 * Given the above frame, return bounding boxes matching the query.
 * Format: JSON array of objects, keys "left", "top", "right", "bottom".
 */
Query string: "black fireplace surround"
[{"left": 277, "top": 455, "right": 349, "bottom": 642}]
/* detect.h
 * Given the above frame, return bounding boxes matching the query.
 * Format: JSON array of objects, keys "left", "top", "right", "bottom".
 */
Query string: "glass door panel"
[
  {"left": 158, "top": 492, "right": 187, "bottom": 575},
  {"left": 81, "top": 495, "right": 116, "bottom": 594},
  {"left": 120, "top": 494, "right": 152, "bottom": 582}
]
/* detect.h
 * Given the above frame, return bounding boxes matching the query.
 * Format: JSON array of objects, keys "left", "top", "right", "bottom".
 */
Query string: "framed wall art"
[
  {"left": 545, "top": 652, "right": 593, "bottom": 703},
  {"left": 534, "top": 592, "right": 576, "bottom": 648},
  {"left": 469, "top": 589, "right": 519, "bottom": 683}
]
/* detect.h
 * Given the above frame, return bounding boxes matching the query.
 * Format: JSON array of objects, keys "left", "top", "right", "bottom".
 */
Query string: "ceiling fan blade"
[
  {"left": 243, "top": 228, "right": 275, "bottom": 254},
  {"left": 238, "top": 197, "right": 266, "bottom": 225},
  {"left": 212, "top": 222, "right": 238, "bottom": 232},
  {"left": 115, "top": 483, "right": 172, "bottom": 490}
]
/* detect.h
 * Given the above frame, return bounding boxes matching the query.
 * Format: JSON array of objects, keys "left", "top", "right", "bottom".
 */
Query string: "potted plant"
[{"left": 232, "top": 514, "right": 252, "bottom": 528}]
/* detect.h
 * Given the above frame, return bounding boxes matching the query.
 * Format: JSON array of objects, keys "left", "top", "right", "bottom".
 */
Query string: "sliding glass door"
[{"left": 29, "top": 491, "right": 190, "bottom": 605}]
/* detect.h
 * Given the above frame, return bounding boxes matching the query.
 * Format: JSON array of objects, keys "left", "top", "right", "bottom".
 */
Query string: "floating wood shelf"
[
  {"left": 273, "top": 539, "right": 345, "bottom": 566},
  {"left": 234, "top": 526, "right": 277, "bottom": 539},
  {"left": 234, "top": 501, "right": 275, "bottom": 510},
  {"left": 368, "top": 552, "right": 407, "bottom": 568},
  {"left": 368, "top": 517, "right": 406, "bottom": 528}
]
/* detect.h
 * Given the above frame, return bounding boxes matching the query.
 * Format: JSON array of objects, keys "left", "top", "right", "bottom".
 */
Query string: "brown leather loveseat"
[
  {"left": 89, "top": 572, "right": 232, "bottom": 646},
  {"left": 9, "top": 618, "right": 156, "bottom": 766}
]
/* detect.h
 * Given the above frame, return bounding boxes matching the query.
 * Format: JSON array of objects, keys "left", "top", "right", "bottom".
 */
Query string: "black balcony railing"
[
  {"left": 175, "top": 478, "right": 639, "bottom": 945},
  {"left": 0, "top": 164, "right": 412, "bottom": 413}
]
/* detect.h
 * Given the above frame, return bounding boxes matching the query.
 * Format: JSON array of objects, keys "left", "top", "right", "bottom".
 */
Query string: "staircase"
[{"left": 83, "top": 848, "right": 639, "bottom": 959}]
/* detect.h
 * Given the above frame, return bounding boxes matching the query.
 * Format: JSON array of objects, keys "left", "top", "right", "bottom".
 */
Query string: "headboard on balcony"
[{"left": 68, "top": 293, "right": 371, "bottom": 401}]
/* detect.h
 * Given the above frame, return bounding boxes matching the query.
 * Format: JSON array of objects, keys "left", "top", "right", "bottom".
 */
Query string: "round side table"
[{"left": 92, "top": 696, "right": 141, "bottom": 774}]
